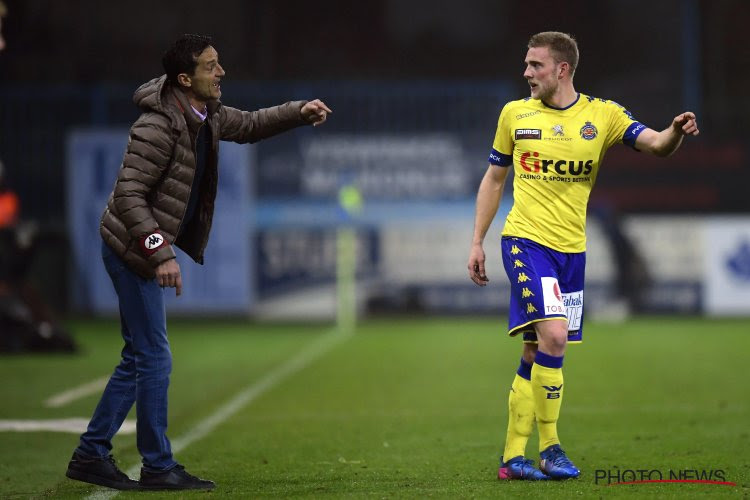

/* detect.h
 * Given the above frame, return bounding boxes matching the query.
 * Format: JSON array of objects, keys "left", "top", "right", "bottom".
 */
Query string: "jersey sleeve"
[
  {"left": 488, "top": 103, "right": 513, "bottom": 166},
  {"left": 605, "top": 100, "right": 646, "bottom": 151}
]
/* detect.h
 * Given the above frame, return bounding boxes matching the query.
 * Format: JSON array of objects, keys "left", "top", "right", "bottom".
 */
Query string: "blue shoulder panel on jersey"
[
  {"left": 623, "top": 122, "right": 647, "bottom": 149},
  {"left": 489, "top": 148, "right": 512, "bottom": 166}
]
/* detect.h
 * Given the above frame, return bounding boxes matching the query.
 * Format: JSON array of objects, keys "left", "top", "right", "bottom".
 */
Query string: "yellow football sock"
[
  {"left": 531, "top": 351, "right": 564, "bottom": 452},
  {"left": 502, "top": 363, "right": 535, "bottom": 460}
]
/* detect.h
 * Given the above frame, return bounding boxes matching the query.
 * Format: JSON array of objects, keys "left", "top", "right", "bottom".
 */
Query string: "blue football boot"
[
  {"left": 498, "top": 455, "right": 549, "bottom": 480},
  {"left": 539, "top": 444, "right": 580, "bottom": 479}
]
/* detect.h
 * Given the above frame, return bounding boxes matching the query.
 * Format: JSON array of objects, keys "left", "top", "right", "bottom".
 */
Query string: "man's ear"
[
  {"left": 177, "top": 73, "right": 192, "bottom": 88},
  {"left": 558, "top": 62, "right": 569, "bottom": 79}
]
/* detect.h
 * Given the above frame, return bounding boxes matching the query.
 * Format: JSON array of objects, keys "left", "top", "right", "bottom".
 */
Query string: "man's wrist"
[{"left": 298, "top": 101, "right": 311, "bottom": 124}]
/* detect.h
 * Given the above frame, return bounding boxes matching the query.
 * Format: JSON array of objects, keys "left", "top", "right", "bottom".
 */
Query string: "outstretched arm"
[
  {"left": 467, "top": 165, "right": 510, "bottom": 286},
  {"left": 635, "top": 111, "right": 699, "bottom": 157},
  {"left": 219, "top": 98, "right": 331, "bottom": 143}
]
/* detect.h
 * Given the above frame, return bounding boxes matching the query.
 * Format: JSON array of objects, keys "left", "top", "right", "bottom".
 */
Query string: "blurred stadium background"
[
  {"left": 1, "top": 0, "right": 749, "bottom": 496},
  {"left": 1, "top": 0, "right": 749, "bottom": 321}
]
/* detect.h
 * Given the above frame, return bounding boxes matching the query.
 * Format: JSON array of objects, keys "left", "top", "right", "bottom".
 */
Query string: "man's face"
[
  {"left": 523, "top": 46, "right": 561, "bottom": 102},
  {"left": 184, "top": 46, "right": 225, "bottom": 102}
]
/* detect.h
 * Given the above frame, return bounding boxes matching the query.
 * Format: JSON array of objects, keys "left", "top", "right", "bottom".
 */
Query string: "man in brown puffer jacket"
[{"left": 66, "top": 34, "right": 331, "bottom": 492}]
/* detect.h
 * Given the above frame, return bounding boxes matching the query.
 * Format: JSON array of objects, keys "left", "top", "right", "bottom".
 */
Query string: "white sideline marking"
[
  {"left": 45, "top": 376, "right": 109, "bottom": 408},
  {"left": 84, "top": 327, "right": 351, "bottom": 500},
  {"left": 0, "top": 418, "right": 135, "bottom": 434}
]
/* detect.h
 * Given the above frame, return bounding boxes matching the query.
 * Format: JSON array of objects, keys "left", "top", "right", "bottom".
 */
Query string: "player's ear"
[{"left": 558, "top": 62, "right": 569, "bottom": 79}]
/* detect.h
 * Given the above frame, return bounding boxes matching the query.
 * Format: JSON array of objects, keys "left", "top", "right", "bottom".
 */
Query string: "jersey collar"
[{"left": 542, "top": 93, "right": 580, "bottom": 111}]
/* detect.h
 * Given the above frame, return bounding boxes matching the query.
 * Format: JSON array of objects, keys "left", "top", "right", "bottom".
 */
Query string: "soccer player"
[
  {"left": 467, "top": 32, "right": 698, "bottom": 481},
  {"left": 65, "top": 34, "right": 331, "bottom": 491}
]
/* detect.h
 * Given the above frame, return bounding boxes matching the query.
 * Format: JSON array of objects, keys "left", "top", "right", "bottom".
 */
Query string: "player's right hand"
[
  {"left": 468, "top": 245, "right": 489, "bottom": 286},
  {"left": 156, "top": 258, "right": 182, "bottom": 296}
]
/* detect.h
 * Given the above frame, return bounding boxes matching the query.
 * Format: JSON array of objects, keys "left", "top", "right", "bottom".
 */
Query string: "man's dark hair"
[{"left": 162, "top": 34, "right": 213, "bottom": 85}]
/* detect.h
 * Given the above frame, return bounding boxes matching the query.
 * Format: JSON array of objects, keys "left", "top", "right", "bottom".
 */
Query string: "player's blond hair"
[{"left": 528, "top": 31, "right": 579, "bottom": 76}]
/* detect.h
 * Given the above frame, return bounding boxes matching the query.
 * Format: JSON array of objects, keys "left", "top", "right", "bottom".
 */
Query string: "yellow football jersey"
[{"left": 489, "top": 93, "right": 646, "bottom": 252}]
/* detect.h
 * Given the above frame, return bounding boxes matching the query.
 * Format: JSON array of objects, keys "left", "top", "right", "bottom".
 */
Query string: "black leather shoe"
[
  {"left": 65, "top": 452, "right": 140, "bottom": 490},
  {"left": 139, "top": 464, "right": 215, "bottom": 490}
]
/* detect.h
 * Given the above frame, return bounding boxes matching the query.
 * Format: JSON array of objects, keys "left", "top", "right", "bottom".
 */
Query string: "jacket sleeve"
[
  {"left": 112, "top": 113, "right": 177, "bottom": 265},
  {"left": 218, "top": 101, "right": 309, "bottom": 144}
]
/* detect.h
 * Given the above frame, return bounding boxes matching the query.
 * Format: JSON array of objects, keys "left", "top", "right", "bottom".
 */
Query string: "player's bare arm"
[
  {"left": 468, "top": 164, "right": 509, "bottom": 286},
  {"left": 635, "top": 111, "right": 699, "bottom": 157}
]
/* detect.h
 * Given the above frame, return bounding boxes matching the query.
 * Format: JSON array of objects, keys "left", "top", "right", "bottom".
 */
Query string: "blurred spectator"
[
  {"left": 0, "top": 160, "right": 18, "bottom": 227},
  {"left": 0, "top": 1, "right": 76, "bottom": 353},
  {"left": 590, "top": 202, "right": 652, "bottom": 316},
  {"left": 0, "top": 0, "right": 6, "bottom": 52},
  {"left": 0, "top": 159, "right": 76, "bottom": 352}
]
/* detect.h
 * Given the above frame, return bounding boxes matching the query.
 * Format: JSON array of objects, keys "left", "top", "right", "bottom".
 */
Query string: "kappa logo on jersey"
[
  {"left": 515, "top": 129, "right": 542, "bottom": 140},
  {"left": 515, "top": 110, "right": 541, "bottom": 120},
  {"left": 580, "top": 121, "right": 598, "bottom": 140},
  {"left": 519, "top": 151, "right": 593, "bottom": 176},
  {"left": 610, "top": 100, "right": 636, "bottom": 120},
  {"left": 145, "top": 233, "right": 164, "bottom": 250}
]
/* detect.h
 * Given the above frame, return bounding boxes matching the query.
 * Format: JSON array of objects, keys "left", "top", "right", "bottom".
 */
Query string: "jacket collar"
[
  {"left": 171, "top": 87, "right": 204, "bottom": 131},
  {"left": 171, "top": 85, "right": 219, "bottom": 117}
]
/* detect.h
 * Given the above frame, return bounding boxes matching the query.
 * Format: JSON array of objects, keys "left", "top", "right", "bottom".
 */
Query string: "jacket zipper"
[
  {"left": 173, "top": 122, "right": 202, "bottom": 241},
  {"left": 196, "top": 119, "right": 213, "bottom": 263}
]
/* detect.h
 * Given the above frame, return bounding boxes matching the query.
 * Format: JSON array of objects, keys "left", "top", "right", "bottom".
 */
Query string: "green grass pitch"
[{"left": 0, "top": 316, "right": 748, "bottom": 498}]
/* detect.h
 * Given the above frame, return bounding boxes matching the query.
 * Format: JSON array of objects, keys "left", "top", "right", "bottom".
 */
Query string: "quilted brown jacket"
[{"left": 100, "top": 75, "right": 308, "bottom": 278}]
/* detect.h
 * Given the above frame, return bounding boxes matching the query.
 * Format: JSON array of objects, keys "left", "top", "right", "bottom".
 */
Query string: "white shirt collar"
[{"left": 191, "top": 105, "right": 207, "bottom": 122}]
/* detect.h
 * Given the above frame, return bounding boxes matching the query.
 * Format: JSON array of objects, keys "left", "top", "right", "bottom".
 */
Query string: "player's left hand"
[
  {"left": 301, "top": 99, "right": 332, "bottom": 126},
  {"left": 672, "top": 112, "right": 699, "bottom": 136}
]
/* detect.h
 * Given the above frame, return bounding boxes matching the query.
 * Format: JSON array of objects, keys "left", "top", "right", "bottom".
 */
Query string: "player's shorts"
[{"left": 501, "top": 236, "right": 585, "bottom": 343}]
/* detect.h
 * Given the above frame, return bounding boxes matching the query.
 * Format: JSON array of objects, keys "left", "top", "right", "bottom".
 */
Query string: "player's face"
[
  {"left": 523, "top": 46, "right": 560, "bottom": 101},
  {"left": 184, "top": 46, "right": 225, "bottom": 103}
]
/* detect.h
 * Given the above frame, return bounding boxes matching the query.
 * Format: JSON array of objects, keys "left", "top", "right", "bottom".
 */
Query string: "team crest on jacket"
[{"left": 579, "top": 121, "right": 598, "bottom": 140}]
